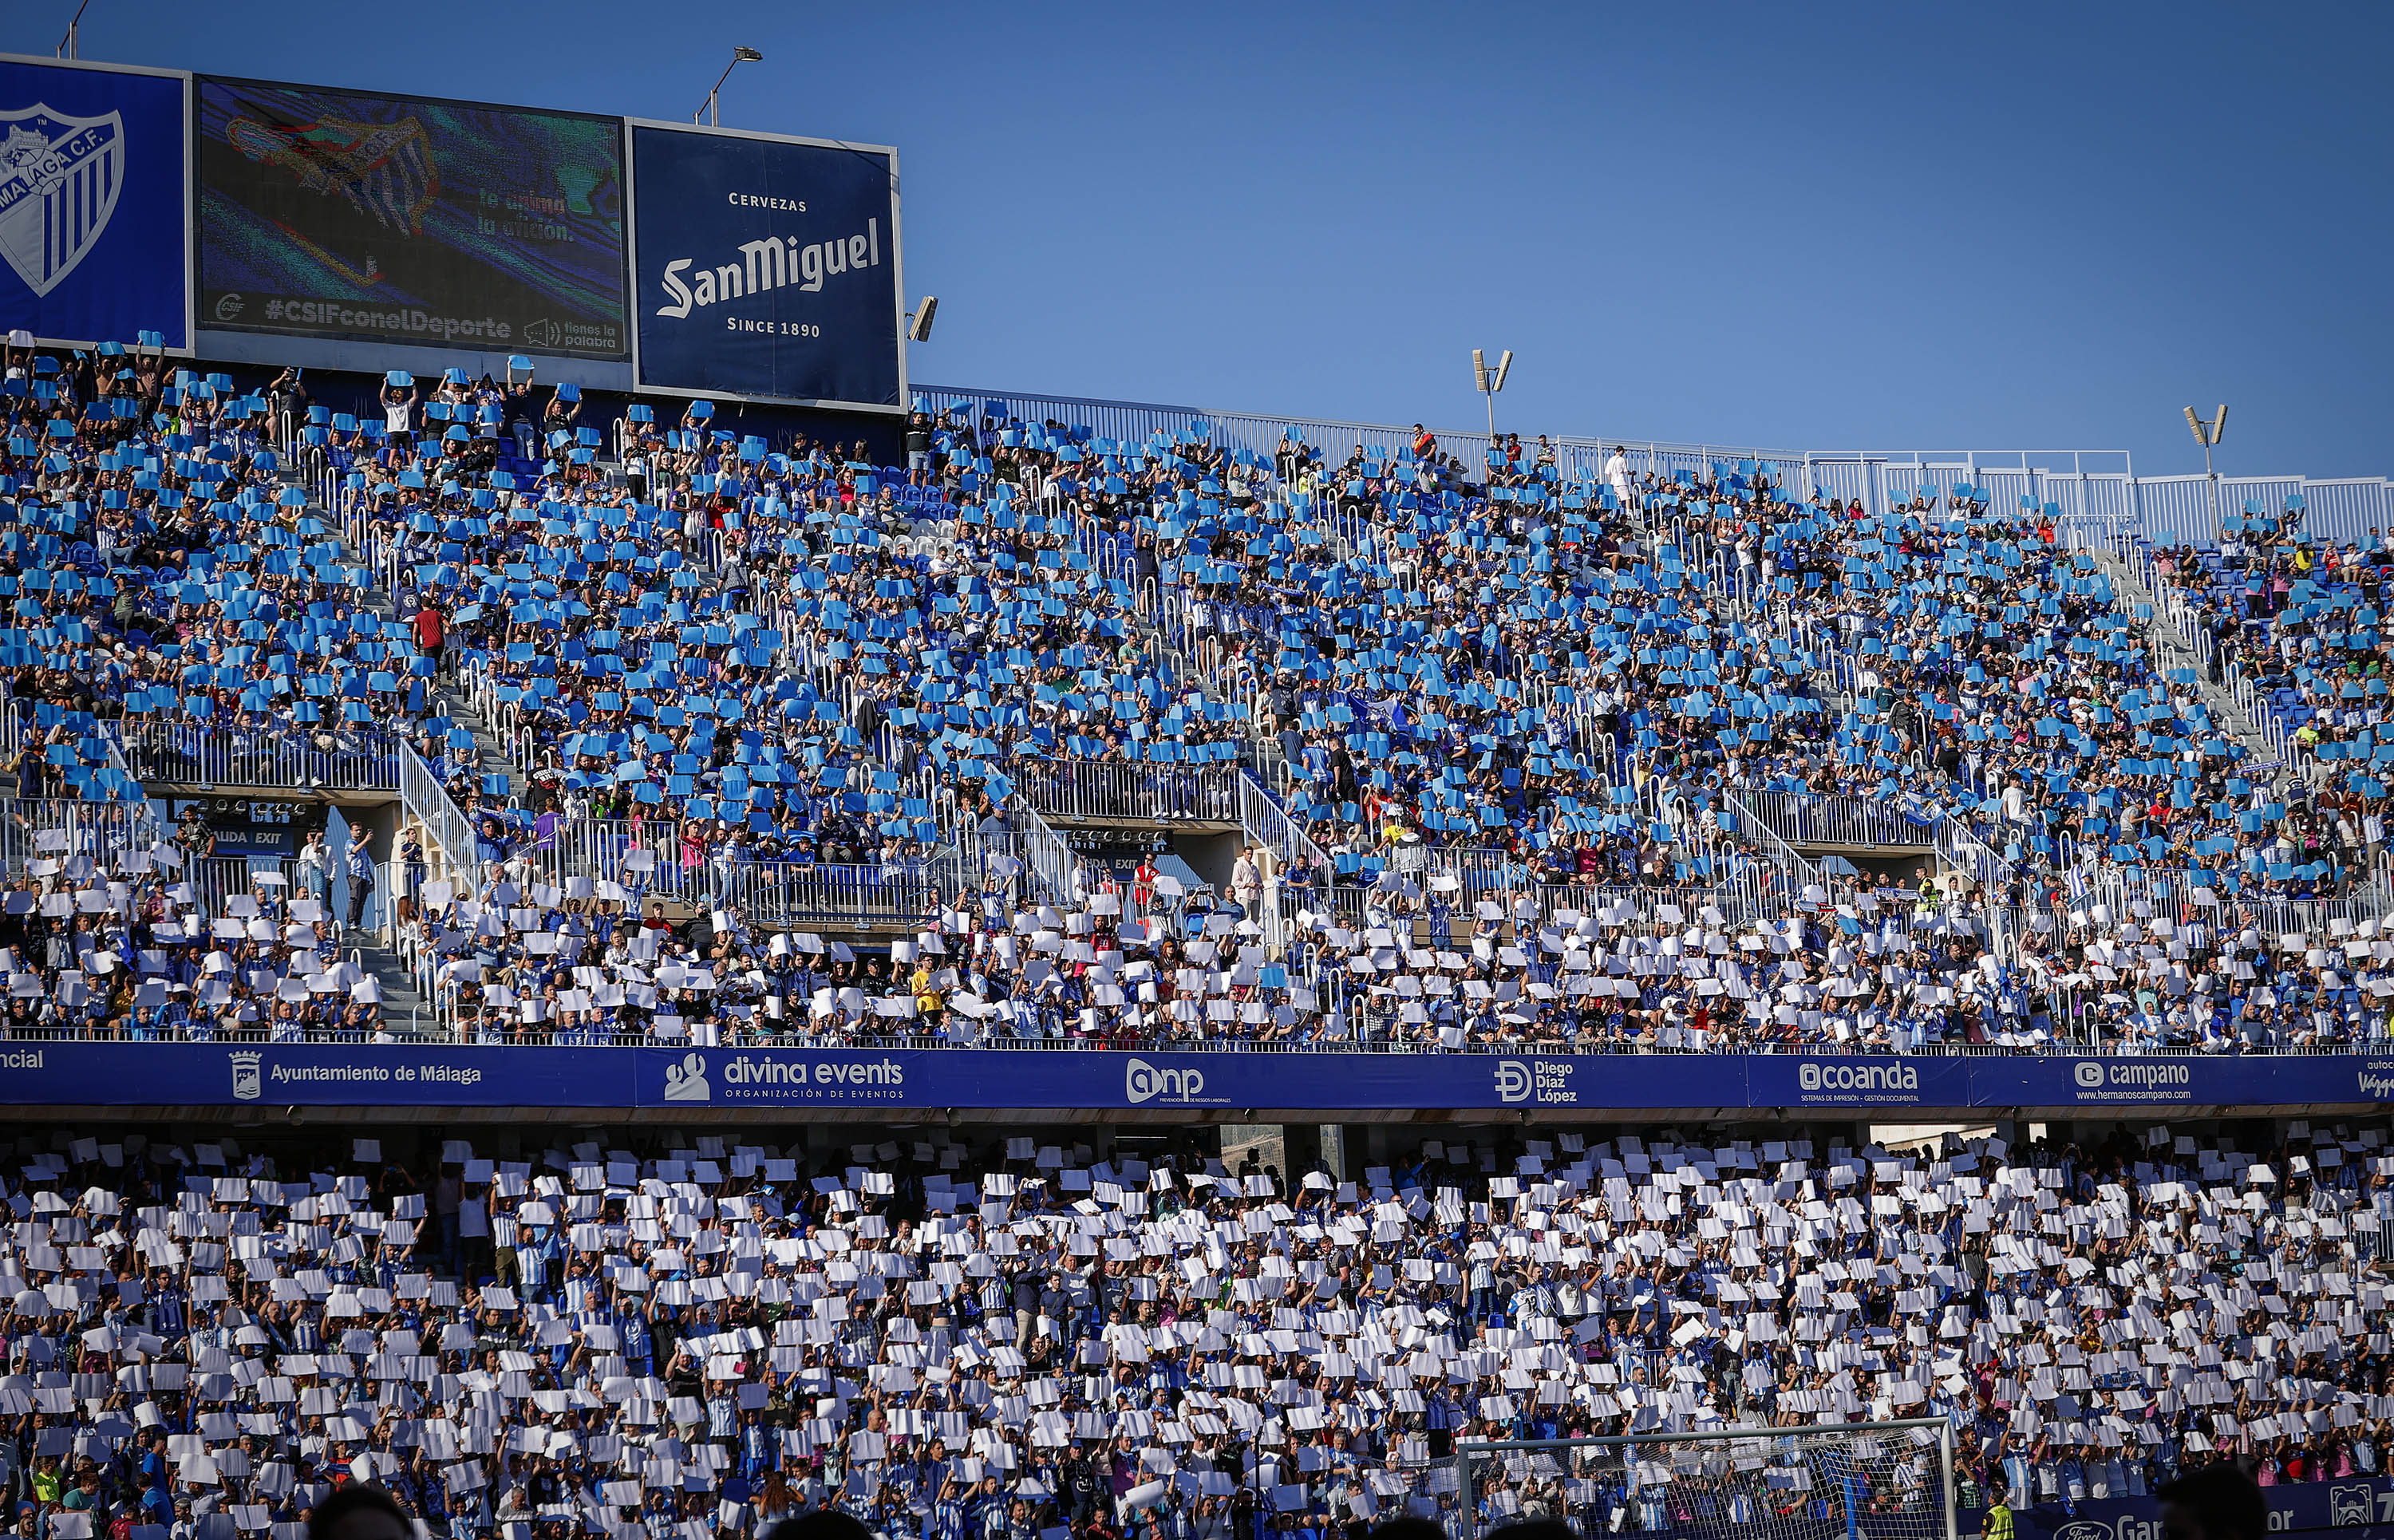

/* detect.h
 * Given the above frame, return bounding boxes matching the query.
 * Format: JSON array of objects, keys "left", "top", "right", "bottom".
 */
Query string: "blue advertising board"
[
  {"left": 0, "top": 1044, "right": 2388, "bottom": 1114},
  {"left": 1589, "top": 1476, "right": 2394, "bottom": 1540},
  {"left": 2020, "top": 1471, "right": 2394, "bottom": 1540},
  {"left": 628, "top": 121, "right": 902, "bottom": 409},
  {"left": 0, "top": 55, "right": 190, "bottom": 349}
]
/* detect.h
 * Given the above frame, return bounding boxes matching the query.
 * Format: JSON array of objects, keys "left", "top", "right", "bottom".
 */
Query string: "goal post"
[{"left": 1444, "top": 1418, "right": 1960, "bottom": 1540}]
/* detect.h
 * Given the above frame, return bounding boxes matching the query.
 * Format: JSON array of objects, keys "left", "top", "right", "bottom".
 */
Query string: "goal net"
[{"left": 1407, "top": 1420, "right": 1958, "bottom": 1540}]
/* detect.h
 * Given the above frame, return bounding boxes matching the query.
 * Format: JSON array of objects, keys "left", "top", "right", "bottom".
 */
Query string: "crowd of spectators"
[
  {"left": 362, "top": 848, "right": 2394, "bottom": 1053},
  {"left": 0, "top": 340, "right": 429, "bottom": 796},
  {"left": 2143, "top": 511, "right": 2394, "bottom": 891},
  {"left": 0, "top": 827, "right": 383, "bottom": 1040},
  {"left": 2, "top": 333, "right": 2390, "bottom": 1052},
  {"left": 7, "top": 339, "right": 2394, "bottom": 1540},
  {"left": 0, "top": 1119, "right": 2379, "bottom": 1540}
]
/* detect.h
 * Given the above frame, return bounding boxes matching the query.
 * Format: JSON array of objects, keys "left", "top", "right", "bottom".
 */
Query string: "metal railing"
[
  {"left": 0, "top": 797, "right": 166, "bottom": 876},
  {"left": 1235, "top": 770, "right": 1337, "bottom": 886},
  {"left": 1718, "top": 791, "right": 1828, "bottom": 894},
  {"left": 508, "top": 815, "right": 967, "bottom": 926},
  {"left": 1016, "top": 759, "right": 1241, "bottom": 824},
  {"left": 398, "top": 740, "right": 478, "bottom": 885},
  {"left": 2064, "top": 862, "right": 2388, "bottom": 929},
  {"left": 1233, "top": 769, "right": 1340, "bottom": 952},
  {"left": 1326, "top": 872, "right": 1790, "bottom": 931},
  {"left": 2094, "top": 528, "right": 2294, "bottom": 768},
  {"left": 50, "top": 1004, "right": 2389, "bottom": 1056},
  {"left": 115, "top": 720, "right": 399, "bottom": 792},
  {"left": 999, "top": 800, "right": 1081, "bottom": 906},
  {"left": 918, "top": 384, "right": 2143, "bottom": 519},
  {"left": 1936, "top": 818, "right": 2019, "bottom": 889},
  {"left": 1735, "top": 790, "right": 1937, "bottom": 849}
]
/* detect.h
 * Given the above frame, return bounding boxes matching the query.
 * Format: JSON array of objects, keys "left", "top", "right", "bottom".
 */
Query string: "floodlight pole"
[
  {"left": 696, "top": 47, "right": 765, "bottom": 126},
  {"left": 57, "top": 0, "right": 92, "bottom": 58},
  {"left": 2199, "top": 424, "right": 2215, "bottom": 530},
  {"left": 1472, "top": 348, "right": 1512, "bottom": 446},
  {"left": 2184, "top": 404, "right": 2226, "bottom": 535}
]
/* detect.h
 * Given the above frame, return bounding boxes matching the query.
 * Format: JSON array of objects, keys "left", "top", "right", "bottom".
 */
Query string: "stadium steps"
[
  {"left": 431, "top": 681, "right": 528, "bottom": 804},
  {"left": 2085, "top": 547, "right": 2281, "bottom": 771},
  {"left": 272, "top": 466, "right": 532, "bottom": 809},
  {"left": 353, "top": 941, "right": 437, "bottom": 1038}
]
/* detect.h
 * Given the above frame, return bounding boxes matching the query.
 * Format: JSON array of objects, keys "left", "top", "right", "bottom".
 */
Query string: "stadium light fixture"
[
  {"left": 2184, "top": 403, "right": 2227, "bottom": 531},
  {"left": 906, "top": 298, "right": 938, "bottom": 344},
  {"left": 1472, "top": 347, "right": 1512, "bottom": 438},
  {"left": 697, "top": 46, "right": 766, "bottom": 127}
]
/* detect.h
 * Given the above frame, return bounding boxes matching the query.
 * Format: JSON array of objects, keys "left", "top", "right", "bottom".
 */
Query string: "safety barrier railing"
[
  {"left": 1935, "top": 817, "right": 2018, "bottom": 889},
  {"left": 1235, "top": 770, "right": 1336, "bottom": 878},
  {"left": 918, "top": 384, "right": 2156, "bottom": 524},
  {"left": 2103, "top": 529, "right": 2294, "bottom": 768},
  {"left": 497, "top": 815, "right": 969, "bottom": 926},
  {"left": 1326, "top": 870, "right": 1792, "bottom": 931},
  {"left": 454, "top": 662, "right": 539, "bottom": 782},
  {"left": 1016, "top": 759, "right": 1242, "bottom": 823},
  {"left": 2058, "top": 535, "right": 2305, "bottom": 835},
  {"left": 26, "top": 1013, "right": 2394, "bottom": 1056},
  {"left": 2069, "top": 530, "right": 2281, "bottom": 769},
  {"left": 1718, "top": 791, "right": 1830, "bottom": 896},
  {"left": 25, "top": 981, "right": 2394, "bottom": 1053},
  {"left": 397, "top": 739, "right": 479, "bottom": 886},
  {"left": 0, "top": 701, "right": 38, "bottom": 762},
  {"left": 720, "top": 862, "right": 960, "bottom": 928},
  {"left": 2064, "top": 859, "right": 2388, "bottom": 926},
  {"left": 94, "top": 714, "right": 149, "bottom": 801},
  {"left": 115, "top": 720, "right": 399, "bottom": 792},
  {"left": 1234, "top": 768, "right": 1339, "bottom": 951},
  {"left": 1734, "top": 790, "right": 1936, "bottom": 849},
  {"left": 0, "top": 797, "right": 166, "bottom": 877},
  {"left": 1001, "top": 799, "right": 1082, "bottom": 907}
]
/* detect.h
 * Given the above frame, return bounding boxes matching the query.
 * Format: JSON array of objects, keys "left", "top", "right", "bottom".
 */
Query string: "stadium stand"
[
  {"left": 9, "top": 332, "right": 2394, "bottom": 1540},
  {"left": 3, "top": 335, "right": 2394, "bottom": 1051},
  {"left": 0, "top": 1121, "right": 2381, "bottom": 1540}
]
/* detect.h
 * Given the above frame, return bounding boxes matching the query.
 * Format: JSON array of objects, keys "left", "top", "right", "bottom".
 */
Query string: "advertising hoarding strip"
[{"left": 0, "top": 1044, "right": 2388, "bottom": 1112}]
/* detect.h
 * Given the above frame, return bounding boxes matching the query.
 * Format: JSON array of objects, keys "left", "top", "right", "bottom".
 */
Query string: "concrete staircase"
[
  {"left": 2085, "top": 546, "right": 2282, "bottom": 772},
  {"left": 282, "top": 464, "right": 528, "bottom": 805},
  {"left": 354, "top": 941, "right": 436, "bottom": 1038},
  {"left": 430, "top": 681, "right": 528, "bottom": 804},
  {"left": 272, "top": 468, "right": 517, "bottom": 1040}
]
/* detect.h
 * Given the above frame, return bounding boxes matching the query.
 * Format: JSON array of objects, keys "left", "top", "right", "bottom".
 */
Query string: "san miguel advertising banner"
[
  {"left": 0, "top": 1045, "right": 2391, "bottom": 1114},
  {"left": 195, "top": 75, "right": 628, "bottom": 359},
  {"left": 0, "top": 55, "right": 190, "bottom": 349},
  {"left": 629, "top": 121, "right": 903, "bottom": 409}
]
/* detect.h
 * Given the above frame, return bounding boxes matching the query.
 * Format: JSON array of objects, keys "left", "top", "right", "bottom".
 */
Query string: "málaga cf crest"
[{"left": 0, "top": 105, "right": 125, "bottom": 298}]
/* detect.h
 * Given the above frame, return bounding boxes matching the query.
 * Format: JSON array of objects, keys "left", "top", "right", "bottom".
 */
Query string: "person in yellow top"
[
  {"left": 911, "top": 962, "right": 943, "bottom": 1023},
  {"left": 1981, "top": 1482, "right": 2013, "bottom": 1540}
]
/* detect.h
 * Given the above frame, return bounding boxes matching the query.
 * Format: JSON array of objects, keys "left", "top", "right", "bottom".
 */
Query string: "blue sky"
[{"left": 9, "top": 0, "right": 2390, "bottom": 476}]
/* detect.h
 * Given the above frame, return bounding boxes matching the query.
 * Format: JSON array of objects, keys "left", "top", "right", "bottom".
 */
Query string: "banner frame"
[{"left": 624, "top": 116, "right": 906, "bottom": 415}]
